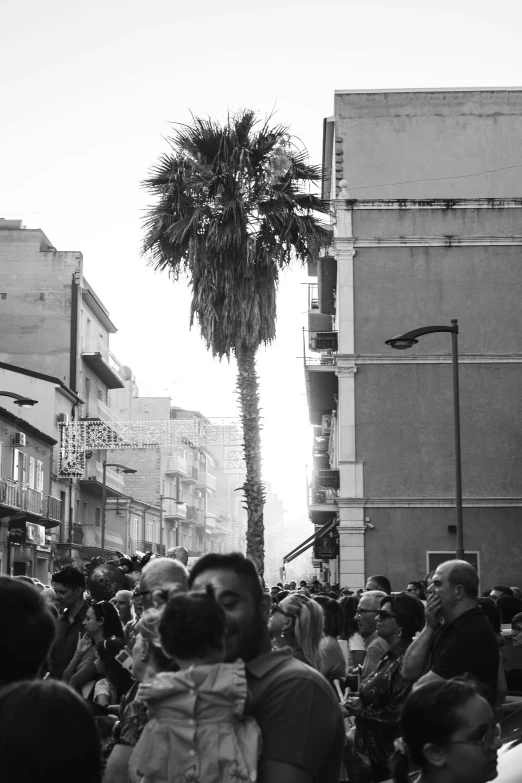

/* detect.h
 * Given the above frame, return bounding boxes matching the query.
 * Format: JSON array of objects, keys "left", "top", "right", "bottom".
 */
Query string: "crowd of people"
[{"left": 1, "top": 556, "right": 521, "bottom": 783}]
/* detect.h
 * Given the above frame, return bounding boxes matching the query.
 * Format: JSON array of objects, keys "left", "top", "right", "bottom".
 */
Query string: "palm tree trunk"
[{"left": 235, "top": 345, "right": 264, "bottom": 577}]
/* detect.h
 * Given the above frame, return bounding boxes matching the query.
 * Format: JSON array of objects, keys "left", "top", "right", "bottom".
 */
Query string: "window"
[
  {"left": 146, "top": 520, "right": 153, "bottom": 542},
  {"left": 97, "top": 386, "right": 103, "bottom": 401},
  {"left": 155, "top": 523, "right": 160, "bottom": 544},
  {"left": 95, "top": 507, "right": 101, "bottom": 528},
  {"left": 83, "top": 502, "right": 88, "bottom": 523},
  {"left": 29, "top": 457, "right": 35, "bottom": 489},
  {"left": 36, "top": 461, "right": 44, "bottom": 492},
  {"left": 13, "top": 449, "right": 24, "bottom": 482},
  {"left": 131, "top": 516, "right": 139, "bottom": 543},
  {"left": 427, "top": 551, "right": 480, "bottom": 579},
  {"left": 84, "top": 375, "right": 91, "bottom": 401},
  {"left": 76, "top": 499, "right": 80, "bottom": 523}
]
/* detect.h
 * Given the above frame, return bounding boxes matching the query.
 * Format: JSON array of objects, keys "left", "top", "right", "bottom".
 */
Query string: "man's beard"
[{"left": 225, "top": 613, "right": 268, "bottom": 663}]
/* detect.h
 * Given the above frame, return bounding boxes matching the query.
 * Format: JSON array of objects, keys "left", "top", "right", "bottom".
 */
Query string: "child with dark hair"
[
  {"left": 94, "top": 637, "right": 134, "bottom": 708},
  {"left": 129, "top": 588, "right": 261, "bottom": 783}
]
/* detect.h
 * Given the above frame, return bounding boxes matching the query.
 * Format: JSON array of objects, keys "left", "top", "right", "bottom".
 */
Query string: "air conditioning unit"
[
  {"left": 12, "top": 432, "right": 26, "bottom": 447},
  {"left": 57, "top": 413, "right": 69, "bottom": 425}
]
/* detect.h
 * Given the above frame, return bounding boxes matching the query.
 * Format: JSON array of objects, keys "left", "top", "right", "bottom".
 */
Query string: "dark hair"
[
  {"left": 299, "top": 581, "right": 307, "bottom": 587},
  {"left": 512, "top": 612, "right": 522, "bottom": 627},
  {"left": 368, "top": 575, "right": 391, "bottom": 594},
  {"left": 277, "top": 590, "right": 290, "bottom": 601},
  {"left": 477, "top": 597, "right": 501, "bottom": 634},
  {"left": 381, "top": 592, "right": 425, "bottom": 642},
  {"left": 52, "top": 565, "right": 85, "bottom": 590},
  {"left": 0, "top": 576, "right": 56, "bottom": 685},
  {"left": 391, "top": 679, "right": 479, "bottom": 783},
  {"left": 313, "top": 596, "right": 343, "bottom": 637},
  {"left": 95, "top": 637, "right": 133, "bottom": 700},
  {"left": 496, "top": 595, "right": 522, "bottom": 624},
  {"left": 160, "top": 589, "right": 226, "bottom": 660},
  {"left": 407, "top": 581, "right": 427, "bottom": 599},
  {"left": 339, "top": 595, "right": 360, "bottom": 639},
  {"left": 0, "top": 680, "right": 101, "bottom": 783},
  {"left": 188, "top": 552, "right": 262, "bottom": 603},
  {"left": 492, "top": 585, "right": 514, "bottom": 598},
  {"left": 91, "top": 602, "right": 124, "bottom": 640}
]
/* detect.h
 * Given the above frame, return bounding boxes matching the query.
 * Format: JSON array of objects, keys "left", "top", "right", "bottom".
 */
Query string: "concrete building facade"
[
  {"left": 0, "top": 220, "right": 134, "bottom": 567},
  {"left": 305, "top": 88, "right": 522, "bottom": 590}
]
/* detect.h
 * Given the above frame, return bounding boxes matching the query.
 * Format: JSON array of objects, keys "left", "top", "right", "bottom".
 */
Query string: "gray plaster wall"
[
  {"left": 0, "top": 229, "right": 82, "bottom": 384},
  {"left": 352, "top": 204, "right": 522, "bottom": 239},
  {"left": 364, "top": 506, "right": 522, "bottom": 591},
  {"left": 352, "top": 245, "right": 522, "bottom": 355},
  {"left": 334, "top": 90, "right": 522, "bottom": 199},
  {"left": 355, "top": 363, "right": 522, "bottom": 498}
]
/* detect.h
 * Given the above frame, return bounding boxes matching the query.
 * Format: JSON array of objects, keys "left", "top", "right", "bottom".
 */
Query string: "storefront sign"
[
  {"left": 26, "top": 522, "right": 46, "bottom": 547},
  {"left": 314, "top": 533, "right": 338, "bottom": 560}
]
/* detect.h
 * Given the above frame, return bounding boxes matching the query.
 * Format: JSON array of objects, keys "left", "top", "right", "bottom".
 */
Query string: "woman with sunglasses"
[
  {"left": 344, "top": 591, "right": 425, "bottom": 782},
  {"left": 63, "top": 600, "right": 123, "bottom": 696},
  {"left": 391, "top": 678, "right": 502, "bottom": 783},
  {"left": 268, "top": 592, "right": 324, "bottom": 670}
]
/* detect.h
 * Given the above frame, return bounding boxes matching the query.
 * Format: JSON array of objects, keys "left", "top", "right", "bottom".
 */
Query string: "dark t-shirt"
[
  {"left": 431, "top": 606, "right": 499, "bottom": 704},
  {"left": 245, "top": 648, "right": 345, "bottom": 783},
  {"left": 48, "top": 601, "right": 89, "bottom": 679}
]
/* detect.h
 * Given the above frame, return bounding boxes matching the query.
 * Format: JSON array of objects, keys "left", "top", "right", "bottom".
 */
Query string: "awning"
[{"left": 283, "top": 516, "right": 338, "bottom": 564}]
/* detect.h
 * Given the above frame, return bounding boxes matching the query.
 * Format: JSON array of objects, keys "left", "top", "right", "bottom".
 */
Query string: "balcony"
[
  {"left": 82, "top": 337, "right": 124, "bottom": 389},
  {"left": 95, "top": 528, "right": 124, "bottom": 550},
  {"left": 96, "top": 399, "right": 121, "bottom": 424},
  {"left": 187, "top": 506, "right": 205, "bottom": 526},
  {"left": 163, "top": 498, "right": 187, "bottom": 520},
  {"left": 0, "top": 477, "right": 44, "bottom": 517},
  {"left": 308, "top": 470, "right": 340, "bottom": 523},
  {"left": 309, "top": 331, "right": 338, "bottom": 352},
  {"left": 196, "top": 472, "right": 217, "bottom": 492},
  {"left": 181, "top": 465, "right": 199, "bottom": 485},
  {"left": 44, "top": 495, "right": 62, "bottom": 523},
  {"left": 79, "top": 461, "right": 126, "bottom": 497},
  {"left": 165, "top": 455, "right": 188, "bottom": 477}
]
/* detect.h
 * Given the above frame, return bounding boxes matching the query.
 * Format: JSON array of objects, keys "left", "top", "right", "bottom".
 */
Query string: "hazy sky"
[{"left": 2, "top": 0, "right": 521, "bottom": 523}]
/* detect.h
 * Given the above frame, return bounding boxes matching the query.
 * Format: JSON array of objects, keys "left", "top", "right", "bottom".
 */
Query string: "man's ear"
[
  {"left": 423, "top": 742, "right": 447, "bottom": 769},
  {"left": 259, "top": 593, "right": 272, "bottom": 623}
]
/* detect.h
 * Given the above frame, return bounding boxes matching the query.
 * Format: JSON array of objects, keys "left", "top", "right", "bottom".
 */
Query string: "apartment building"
[
  {"left": 0, "top": 219, "right": 133, "bottom": 566},
  {"left": 305, "top": 88, "right": 522, "bottom": 590}
]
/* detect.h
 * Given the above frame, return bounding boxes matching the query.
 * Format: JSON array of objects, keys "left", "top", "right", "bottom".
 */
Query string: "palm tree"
[{"left": 142, "top": 110, "right": 330, "bottom": 577}]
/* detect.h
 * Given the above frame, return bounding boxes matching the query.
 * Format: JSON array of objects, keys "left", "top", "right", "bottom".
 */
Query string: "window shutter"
[
  {"left": 29, "top": 457, "right": 35, "bottom": 488},
  {"left": 22, "top": 453, "right": 28, "bottom": 484},
  {"left": 36, "top": 460, "right": 44, "bottom": 492}
]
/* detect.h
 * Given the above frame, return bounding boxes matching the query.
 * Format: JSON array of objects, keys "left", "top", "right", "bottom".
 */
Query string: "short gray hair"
[{"left": 361, "top": 590, "right": 387, "bottom": 610}]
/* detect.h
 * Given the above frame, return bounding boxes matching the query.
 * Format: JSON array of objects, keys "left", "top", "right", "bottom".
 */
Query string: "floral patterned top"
[{"left": 355, "top": 640, "right": 412, "bottom": 767}]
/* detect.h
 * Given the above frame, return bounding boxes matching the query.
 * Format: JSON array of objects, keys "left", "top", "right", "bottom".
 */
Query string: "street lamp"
[
  {"left": 0, "top": 391, "right": 38, "bottom": 407},
  {"left": 101, "top": 461, "right": 137, "bottom": 557},
  {"left": 385, "top": 319, "right": 464, "bottom": 559}
]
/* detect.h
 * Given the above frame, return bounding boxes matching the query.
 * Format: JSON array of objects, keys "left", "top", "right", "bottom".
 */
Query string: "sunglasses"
[{"left": 377, "top": 610, "right": 397, "bottom": 621}]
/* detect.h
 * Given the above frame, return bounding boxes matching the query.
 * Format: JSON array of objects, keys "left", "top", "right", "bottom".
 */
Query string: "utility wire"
[{"left": 2, "top": 161, "right": 522, "bottom": 214}]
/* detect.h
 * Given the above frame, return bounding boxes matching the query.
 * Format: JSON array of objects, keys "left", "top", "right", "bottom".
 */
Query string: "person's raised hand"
[
  {"left": 76, "top": 632, "right": 93, "bottom": 656},
  {"left": 425, "top": 593, "right": 443, "bottom": 629}
]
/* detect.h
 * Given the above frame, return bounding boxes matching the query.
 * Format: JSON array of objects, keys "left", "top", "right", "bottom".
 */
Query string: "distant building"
[
  {"left": 0, "top": 220, "right": 135, "bottom": 567},
  {"left": 305, "top": 88, "right": 522, "bottom": 590}
]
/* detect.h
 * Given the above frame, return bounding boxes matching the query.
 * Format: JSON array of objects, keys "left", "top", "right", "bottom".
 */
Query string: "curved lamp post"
[
  {"left": 101, "top": 461, "right": 137, "bottom": 556},
  {"left": 0, "top": 391, "right": 38, "bottom": 407},
  {"left": 385, "top": 319, "right": 464, "bottom": 559}
]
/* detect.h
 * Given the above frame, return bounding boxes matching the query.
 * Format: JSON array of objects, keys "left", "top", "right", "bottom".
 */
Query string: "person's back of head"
[
  {"left": 367, "top": 575, "right": 392, "bottom": 594},
  {"left": 0, "top": 680, "right": 101, "bottom": 783},
  {"left": 477, "top": 597, "right": 502, "bottom": 635},
  {"left": 0, "top": 576, "right": 56, "bottom": 685},
  {"left": 51, "top": 564, "right": 85, "bottom": 590},
  {"left": 91, "top": 600, "right": 124, "bottom": 639},
  {"left": 313, "top": 595, "right": 343, "bottom": 637},
  {"left": 492, "top": 585, "right": 514, "bottom": 598},
  {"left": 496, "top": 595, "right": 522, "bottom": 624},
  {"left": 140, "top": 556, "right": 189, "bottom": 608},
  {"left": 511, "top": 587, "right": 522, "bottom": 600},
  {"left": 285, "top": 593, "right": 324, "bottom": 670},
  {"left": 160, "top": 587, "right": 226, "bottom": 663}
]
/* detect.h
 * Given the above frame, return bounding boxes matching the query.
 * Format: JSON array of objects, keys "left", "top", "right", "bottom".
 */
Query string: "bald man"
[
  {"left": 139, "top": 556, "right": 189, "bottom": 610},
  {"left": 402, "top": 559, "right": 499, "bottom": 704},
  {"left": 112, "top": 590, "right": 133, "bottom": 625}
]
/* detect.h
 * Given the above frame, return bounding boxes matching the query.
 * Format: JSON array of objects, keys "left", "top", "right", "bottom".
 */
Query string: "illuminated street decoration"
[{"left": 59, "top": 418, "right": 245, "bottom": 477}]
